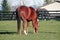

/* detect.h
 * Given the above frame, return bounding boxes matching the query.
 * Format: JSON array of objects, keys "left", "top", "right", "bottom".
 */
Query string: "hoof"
[{"left": 24, "top": 30, "right": 28, "bottom": 35}]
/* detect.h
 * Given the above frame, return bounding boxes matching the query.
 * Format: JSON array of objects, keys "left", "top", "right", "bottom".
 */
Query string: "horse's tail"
[
  {"left": 16, "top": 9, "right": 21, "bottom": 20},
  {"left": 16, "top": 9, "right": 19, "bottom": 19},
  {"left": 16, "top": 9, "right": 21, "bottom": 34}
]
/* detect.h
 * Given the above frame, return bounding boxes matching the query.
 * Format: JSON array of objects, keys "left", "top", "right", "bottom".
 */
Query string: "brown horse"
[{"left": 16, "top": 6, "right": 38, "bottom": 35}]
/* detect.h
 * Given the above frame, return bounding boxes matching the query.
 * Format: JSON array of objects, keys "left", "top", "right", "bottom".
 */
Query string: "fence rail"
[
  {"left": 0, "top": 11, "right": 16, "bottom": 20},
  {"left": 36, "top": 10, "right": 60, "bottom": 20},
  {"left": 0, "top": 10, "right": 60, "bottom": 20}
]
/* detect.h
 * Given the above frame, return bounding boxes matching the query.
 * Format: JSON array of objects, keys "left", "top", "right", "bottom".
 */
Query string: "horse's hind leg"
[
  {"left": 27, "top": 21, "right": 30, "bottom": 27},
  {"left": 27, "top": 21, "right": 30, "bottom": 34},
  {"left": 22, "top": 19, "right": 27, "bottom": 35},
  {"left": 32, "top": 19, "right": 38, "bottom": 33}
]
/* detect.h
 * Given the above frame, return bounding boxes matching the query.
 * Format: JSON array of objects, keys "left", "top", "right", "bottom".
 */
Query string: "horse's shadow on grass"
[
  {"left": 0, "top": 30, "right": 58, "bottom": 34},
  {"left": 0, "top": 30, "right": 33, "bottom": 34},
  {"left": 0, "top": 30, "right": 17, "bottom": 34}
]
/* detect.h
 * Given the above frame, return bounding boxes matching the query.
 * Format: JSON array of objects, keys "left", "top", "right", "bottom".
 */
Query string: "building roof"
[{"left": 41, "top": 2, "right": 60, "bottom": 10}]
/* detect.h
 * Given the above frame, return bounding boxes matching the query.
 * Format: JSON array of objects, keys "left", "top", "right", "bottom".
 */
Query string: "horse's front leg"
[
  {"left": 32, "top": 19, "right": 38, "bottom": 34},
  {"left": 23, "top": 20, "right": 27, "bottom": 35}
]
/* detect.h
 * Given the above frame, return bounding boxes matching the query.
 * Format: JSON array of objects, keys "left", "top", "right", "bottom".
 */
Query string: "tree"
[
  {"left": 2, "top": 0, "right": 10, "bottom": 12},
  {"left": 45, "top": 0, "right": 49, "bottom": 3},
  {"left": 45, "top": 0, "right": 55, "bottom": 4}
]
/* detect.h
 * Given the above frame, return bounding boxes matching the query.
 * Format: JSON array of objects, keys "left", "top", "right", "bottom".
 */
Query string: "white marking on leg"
[{"left": 24, "top": 30, "right": 27, "bottom": 35}]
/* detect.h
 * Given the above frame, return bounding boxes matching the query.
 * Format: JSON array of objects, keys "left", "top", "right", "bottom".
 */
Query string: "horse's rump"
[{"left": 16, "top": 6, "right": 31, "bottom": 20}]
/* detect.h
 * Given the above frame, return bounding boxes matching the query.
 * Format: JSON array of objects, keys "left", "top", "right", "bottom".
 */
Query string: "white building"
[{"left": 41, "top": 1, "right": 60, "bottom": 10}]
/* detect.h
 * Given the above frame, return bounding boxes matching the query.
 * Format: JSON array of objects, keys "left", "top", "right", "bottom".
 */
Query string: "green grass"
[{"left": 0, "top": 20, "right": 60, "bottom": 40}]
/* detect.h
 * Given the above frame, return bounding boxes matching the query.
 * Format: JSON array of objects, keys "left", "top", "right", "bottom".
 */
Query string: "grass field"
[{"left": 0, "top": 20, "right": 60, "bottom": 40}]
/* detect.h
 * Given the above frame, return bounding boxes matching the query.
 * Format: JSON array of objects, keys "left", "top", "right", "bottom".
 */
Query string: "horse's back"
[
  {"left": 16, "top": 6, "right": 31, "bottom": 20},
  {"left": 27, "top": 7, "right": 37, "bottom": 20}
]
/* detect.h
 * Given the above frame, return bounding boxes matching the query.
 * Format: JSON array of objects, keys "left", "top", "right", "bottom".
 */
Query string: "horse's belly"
[{"left": 27, "top": 12, "right": 37, "bottom": 21}]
